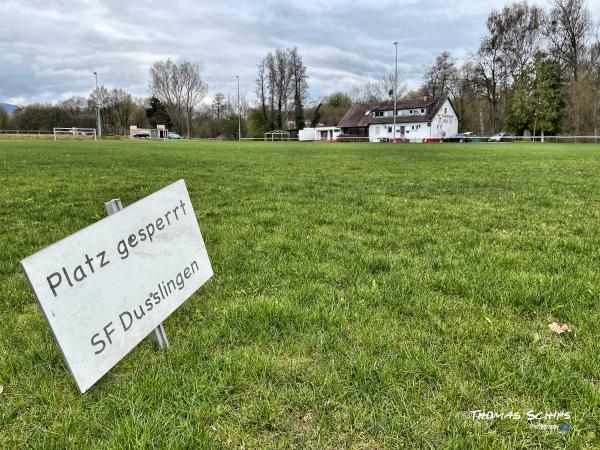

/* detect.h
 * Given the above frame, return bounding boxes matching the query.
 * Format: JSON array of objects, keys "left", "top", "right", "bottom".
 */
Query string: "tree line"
[
  {"left": 400, "top": 0, "right": 597, "bottom": 136},
  {"left": 0, "top": 59, "right": 238, "bottom": 139},
  {"left": 303, "top": 0, "right": 599, "bottom": 137},
  {"left": 2, "top": 0, "right": 599, "bottom": 138},
  {"left": 448, "top": 0, "right": 599, "bottom": 136}
]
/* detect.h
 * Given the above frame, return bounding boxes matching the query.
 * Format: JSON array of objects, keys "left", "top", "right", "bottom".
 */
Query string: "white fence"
[
  {"left": 1, "top": 130, "right": 599, "bottom": 144},
  {"left": 241, "top": 137, "right": 299, "bottom": 141},
  {"left": 240, "top": 134, "right": 600, "bottom": 143},
  {"left": 0, "top": 129, "right": 53, "bottom": 137},
  {"left": 334, "top": 135, "right": 600, "bottom": 144}
]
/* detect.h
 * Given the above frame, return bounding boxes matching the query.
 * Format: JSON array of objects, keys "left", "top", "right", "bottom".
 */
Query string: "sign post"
[
  {"left": 21, "top": 180, "right": 212, "bottom": 392},
  {"left": 104, "top": 198, "right": 169, "bottom": 349}
]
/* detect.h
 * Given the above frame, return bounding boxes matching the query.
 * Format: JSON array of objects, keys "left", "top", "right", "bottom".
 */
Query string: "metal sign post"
[{"left": 104, "top": 198, "right": 170, "bottom": 349}]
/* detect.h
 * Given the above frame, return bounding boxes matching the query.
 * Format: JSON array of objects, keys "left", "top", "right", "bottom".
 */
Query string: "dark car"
[
  {"left": 133, "top": 131, "right": 150, "bottom": 138},
  {"left": 443, "top": 133, "right": 471, "bottom": 143},
  {"left": 489, "top": 132, "right": 514, "bottom": 142}
]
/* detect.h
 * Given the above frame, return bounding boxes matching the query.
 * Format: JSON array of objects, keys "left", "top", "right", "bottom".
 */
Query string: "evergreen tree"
[
  {"left": 507, "top": 64, "right": 535, "bottom": 134},
  {"left": 145, "top": 96, "right": 172, "bottom": 129},
  {"left": 533, "top": 53, "right": 564, "bottom": 135}
]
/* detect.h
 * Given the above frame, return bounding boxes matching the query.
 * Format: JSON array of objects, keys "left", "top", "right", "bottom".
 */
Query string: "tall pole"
[
  {"left": 393, "top": 42, "right": 398, "bottom": 143},
  {"left": 93, "top": 72, "right": 102, "bottom": 138},
  {"left": 236, "top": 75, "right": 241, "bottom": 141}
]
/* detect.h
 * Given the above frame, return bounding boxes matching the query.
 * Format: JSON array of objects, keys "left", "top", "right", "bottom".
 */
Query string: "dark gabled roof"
[
  {"left": 336, "top": 102, "right": 379, "bottom": 128},
  {"left": 338, "top": 96, "right": 450, "bottom": 128}
]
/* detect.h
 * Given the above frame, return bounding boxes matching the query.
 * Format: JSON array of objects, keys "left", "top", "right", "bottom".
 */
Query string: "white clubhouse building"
[{"left": 338, "top": 96, "right": 459, "bottom": 142}]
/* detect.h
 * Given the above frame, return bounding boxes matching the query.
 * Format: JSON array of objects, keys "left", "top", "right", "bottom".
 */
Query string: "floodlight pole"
[
  {"left": 236, "top": 75, "right": 241, "bottom": 141},
  {"left": 104, "top": 198, "right": 169, "bottom": 349},
  {"left": 93, "top": 72, "right": 102, "bottom": 138},
  {"left": 393, "top": 42, "right": 398, "bottom": 143}
]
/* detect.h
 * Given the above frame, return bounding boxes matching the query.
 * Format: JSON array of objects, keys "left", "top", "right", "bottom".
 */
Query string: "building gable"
[{"left": 338, "top": 96, "right": 454, "bottom": 129}]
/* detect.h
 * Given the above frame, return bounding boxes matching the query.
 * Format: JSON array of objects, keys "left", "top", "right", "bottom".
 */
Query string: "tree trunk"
[{"left": 186, "top": 111, "right": 190, "bottom": 139}]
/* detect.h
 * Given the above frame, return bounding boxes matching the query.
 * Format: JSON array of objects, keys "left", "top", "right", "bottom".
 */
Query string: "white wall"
[
  {"left": 298, "top": 128, "right": 316, "bottom": 141},
  {"left": 430, "top": 99, "right": 458, "bottom": 138},
  {"left": 300, "top": 127, "right": 342, "bottom": 141},
  {"left": 367, "top": 99, "right": 459, "bottom": 142},
  {"left": 369, "top": 122, "right": 430, "bottom": 142}
]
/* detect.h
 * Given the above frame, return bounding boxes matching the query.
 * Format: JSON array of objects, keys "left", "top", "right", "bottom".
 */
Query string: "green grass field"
[{"left": 2, "top": 139, "right": 600, "bottom": 448}]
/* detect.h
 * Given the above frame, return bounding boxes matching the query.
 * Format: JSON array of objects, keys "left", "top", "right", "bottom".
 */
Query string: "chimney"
[{"left": 422, "top": 95, "right": 428, "bottom": 102}]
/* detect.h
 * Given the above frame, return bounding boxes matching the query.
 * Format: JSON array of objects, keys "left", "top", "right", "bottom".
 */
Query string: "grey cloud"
[{"left": 2, "top": 0, "right": 599, "bottom": 105}]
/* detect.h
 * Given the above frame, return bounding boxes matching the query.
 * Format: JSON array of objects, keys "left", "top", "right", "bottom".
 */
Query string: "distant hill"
[{"left": 0, "top": 103, "right": 19, "bottom": 113}]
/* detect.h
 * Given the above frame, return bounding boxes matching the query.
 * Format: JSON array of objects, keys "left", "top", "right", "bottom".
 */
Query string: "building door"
[{"left": 400, "top": 126, "right": 405, "bottom": 136}]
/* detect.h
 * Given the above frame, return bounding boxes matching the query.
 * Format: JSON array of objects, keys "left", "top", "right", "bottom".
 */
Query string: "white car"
[
  {"left": 489, "top": 132, "right": 514, "bottom": 142},
  {"left": 168, "top": 132, "right": 181, "bottom": 140}
]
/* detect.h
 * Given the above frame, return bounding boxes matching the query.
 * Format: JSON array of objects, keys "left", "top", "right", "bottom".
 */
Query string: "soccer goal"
[{"left": 53, "top": 127, "right": 97, "bottom": 141}]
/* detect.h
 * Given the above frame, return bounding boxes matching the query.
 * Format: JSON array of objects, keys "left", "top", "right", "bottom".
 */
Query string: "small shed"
[{"left": 298, "top": 127, "right": 342, "bottom": 141}]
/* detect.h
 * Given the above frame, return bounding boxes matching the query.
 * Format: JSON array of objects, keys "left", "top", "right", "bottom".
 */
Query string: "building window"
[
  {"left": 444, "top": 107, "right": 447, "bottom": 114},
  {"left": 387, "top": 126, "right": 392, "bottom": 133},
  {"left": 427, "top": 122, "right": 431, "bottom": 127}
]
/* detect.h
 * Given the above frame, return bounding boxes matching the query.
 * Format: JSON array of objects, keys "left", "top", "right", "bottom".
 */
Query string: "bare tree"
[
  {"left": 545, "top": 0, "right": 592, "bottom": 82},
  {"left": 350, "top": 73, "right": 406, "bottom": 102},
  {"left": 290, "top": 47, "right": 308, "bottom": 130},
  {"left": 380, "top": 73, "right": 406, "bottom": 102},
  {"left": 274, "top": 49, "right": 293, "bottom": 129},
  {"left": 149, "top": 60, "right": 184, "bottom": 133},
  {"left": 180, "top": 61, "right": 208, "bottom": 139},
  {"left": 106, "top": 88, "right": 136, "bottom": 135},
  {"left": 212, "top": 93, "right": 226, "bottom": 120},
  {"left": 226, "top": 92, "right": 249, "bottom": 118},
  {"left": 473, "top": 44, "right": 506, "bottom": 134},
  {"left": 89, "top": 87, "right": 137, "bottom": 135},
  {"left": 544, "top": 0, "right": 592, "bottom": 134},
  {"left": 256, "top": 47, "right": 308, "bottom": 131},
  {"left": 149, "top": 59, "right": 207, "bottom": 138},
  {"left": 422, "top": 51, "right": 458, "bottom": 97},
  {"left": 448, "top": 63, "right": 480, "bottom": 130},
  {"left": 588, "top": 37, "right": 600, "bottom": 139},
  {"left": 256, "top": 57, "right": 271, "bottom": 130},
  {"left": 472, "top": 7, "right": 515, "bottom": 134},
  {"left": 488, "top": 1, "right": 543, "bottom": 81}
]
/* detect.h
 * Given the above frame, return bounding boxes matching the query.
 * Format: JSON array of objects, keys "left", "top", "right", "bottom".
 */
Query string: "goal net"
[{"left": 53, "top": 127, "right": 97, "bottom": 141}]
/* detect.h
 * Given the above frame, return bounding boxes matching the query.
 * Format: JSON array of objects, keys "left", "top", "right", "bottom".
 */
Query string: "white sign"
[{"left": 20, "top": 179, "right": 213, "bottom": 393}]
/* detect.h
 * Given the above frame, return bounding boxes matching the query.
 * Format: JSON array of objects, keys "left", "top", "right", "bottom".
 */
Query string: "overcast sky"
[{"left": 2, "top": 0, "right": 600, "bottom": 105}]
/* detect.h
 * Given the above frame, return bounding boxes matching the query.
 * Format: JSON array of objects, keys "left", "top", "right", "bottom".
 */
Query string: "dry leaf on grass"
[
  {"left": 0, "top": 385, "right": 3, "bottom": 395},
  {"left": 548, "top": 322, "right": 571, "bottom": 334}
]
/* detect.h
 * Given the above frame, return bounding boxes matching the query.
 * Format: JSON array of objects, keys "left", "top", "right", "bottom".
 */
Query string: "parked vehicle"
[
  {"left": 422, "top": 138, "right": 443, "bottom": 143},
  {"left": 133, "top": 132, "right": 150, "bottom": 138},
  {"left": 379, "top": 137, "right": 408, "bottom": 143},
  {"left": 489, "top": 132, "right": 514, "bottom": 142},
  {"left": 443, "top": 133, "right": 471, "bottom": 143},
  {"left": 168, "top": 132, "right": 181, "bottom": 140}
]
